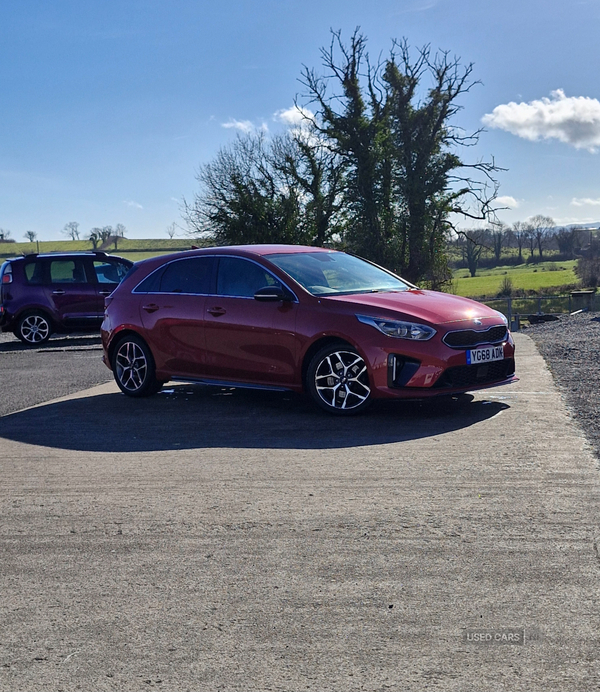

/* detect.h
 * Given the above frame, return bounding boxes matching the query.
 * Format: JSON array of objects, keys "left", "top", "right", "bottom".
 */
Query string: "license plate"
[{"left": 466, "top": 345, "right": 504, "bottom": 365}]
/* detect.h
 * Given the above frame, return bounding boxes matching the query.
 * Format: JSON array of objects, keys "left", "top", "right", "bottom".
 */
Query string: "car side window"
[
  {"left": 24, "top": 261, "right": 45, "bottom": 285},
  {"left": 93, "top": 260, "right": 130, "bottom": 284},
  {"left": 49, "top": 259, "right": 88, "bottom": 284},
  {"left": 158, "top": 257, "right": 213, "bottom": 294},
  {"left": 217, "top": 257, "right": 281, "bottom": 298}
]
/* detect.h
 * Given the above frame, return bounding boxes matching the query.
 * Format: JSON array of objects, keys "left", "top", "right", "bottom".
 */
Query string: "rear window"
[
  {"left": 24, "top": 261, "right": 45, "bottom": 284},
  {"left": 159, "top": 257, "right": 213, "bottom": 294}
]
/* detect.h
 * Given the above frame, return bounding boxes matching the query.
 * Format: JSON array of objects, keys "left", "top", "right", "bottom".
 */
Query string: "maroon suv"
[
  {"left": 101, "top": 245, "right": 517, "bottom": 415},
  {"left": 0, "top": 251, "right": 133, "bottom": 344}
]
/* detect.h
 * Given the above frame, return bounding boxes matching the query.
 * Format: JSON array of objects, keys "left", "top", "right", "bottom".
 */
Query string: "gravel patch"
[{"left": 525, "top": 311, "right": 600, "bottom": 459}]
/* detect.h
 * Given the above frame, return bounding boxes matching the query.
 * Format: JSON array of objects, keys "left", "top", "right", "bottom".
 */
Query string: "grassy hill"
[
  {"left": 450, "top": 260, "right": 580, "bottom": 298},
  {"left": 0, "top": 238, "right": 194, "bottom": 262}
]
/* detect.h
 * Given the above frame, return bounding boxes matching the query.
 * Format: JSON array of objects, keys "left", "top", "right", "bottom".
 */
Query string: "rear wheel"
[
  {"left": 306, "top": 344, "right": 372, "bottom": 415},
  {"left": 112, "top": 335, "right": 162, "bottom": 397},
  {"left": 16, "top": 311, "right": 52, "bottom": 345}
]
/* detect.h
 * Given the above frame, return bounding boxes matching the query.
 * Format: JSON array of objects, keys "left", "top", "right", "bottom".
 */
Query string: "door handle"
[
  {"left": 142, "top": 303, "right": 160, "bottom": 313},
  {"left": 207, "top": 306, "right": 226, "bottom": 317},
  {"left": 52, "top": 290, "right": 66, "bottom": 295},
  {"left": 99, "top": 290, "right": 112, "bottom": 296}
]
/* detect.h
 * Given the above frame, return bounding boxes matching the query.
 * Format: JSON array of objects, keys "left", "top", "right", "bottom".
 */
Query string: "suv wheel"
[
  {"left": 16, "top": 312, "right": 52, "bottom": 345},
  {"left": 112, "top": 335, "right": 163, "bottom": 397}
]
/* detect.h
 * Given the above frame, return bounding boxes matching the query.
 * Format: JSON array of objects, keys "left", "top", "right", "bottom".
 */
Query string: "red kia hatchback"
[{"left": 101, "top": 245, "right": 516, "bottom": 414}]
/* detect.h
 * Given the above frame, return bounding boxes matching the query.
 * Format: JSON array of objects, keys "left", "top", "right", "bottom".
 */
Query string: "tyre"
[
  {"left": 306, "top": 344, "right": 372, "bottom": 415},
  {"left": 111, "top": 334, "right": 162, "bottom": 397},
  {"left": 16, "top": 311, "right": 52, "bottom": 345}
]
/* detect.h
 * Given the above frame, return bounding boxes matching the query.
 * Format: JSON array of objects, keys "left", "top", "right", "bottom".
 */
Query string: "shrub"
[
  {"left": 497, "top": 276, "right": 513, "bottom": 297},
  {"left": 576, "top": 258, "right": 600, "bottom": 287}
]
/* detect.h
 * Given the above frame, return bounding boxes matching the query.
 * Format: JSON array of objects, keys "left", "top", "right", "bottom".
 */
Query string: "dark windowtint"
[
  {"left": 217, "top": 257, "right": 281, "bottom": 298},
  {"left": 24, "top": 261, "right": 45, "bottom": 285},
  {"left": 158, "top": 257, "right": 213, "bottom": 294}
]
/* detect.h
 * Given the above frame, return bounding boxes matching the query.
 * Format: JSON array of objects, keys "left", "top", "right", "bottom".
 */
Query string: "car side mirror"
[{"left": 254, "top": 285, "right": 292, "bottom": 302}]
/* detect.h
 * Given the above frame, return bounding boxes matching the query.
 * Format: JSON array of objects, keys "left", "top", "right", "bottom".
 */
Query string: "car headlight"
[
  {"left": 496, "top": 311, "right": 508, "bottom": 326},
  {"left": 356, "top": 314, "right": 436, "bottom": 340}
]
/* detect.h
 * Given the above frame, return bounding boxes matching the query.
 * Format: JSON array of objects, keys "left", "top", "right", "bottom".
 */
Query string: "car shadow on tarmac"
[
  {"left": 0, "top": 334, "right": 101, "bottom": 352},
  {"left": 0, "top": 383, "right": 509, "bottom": 452}
]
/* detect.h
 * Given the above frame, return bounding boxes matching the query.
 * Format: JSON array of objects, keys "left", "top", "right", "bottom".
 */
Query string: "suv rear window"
[{"left": 24, "top": 261, "right": 45, "bottom": 284}]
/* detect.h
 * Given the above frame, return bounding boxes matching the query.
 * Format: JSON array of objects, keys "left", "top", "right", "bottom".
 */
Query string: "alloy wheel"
[
  {"left": 115, "top": 340, "right": 149, "bottom": 393},
  {"left": 19, "top": 314, "right": 51, "bottom": 344},
  {"left": 313, "top": 349, "right": 371, "bottom": 412}
]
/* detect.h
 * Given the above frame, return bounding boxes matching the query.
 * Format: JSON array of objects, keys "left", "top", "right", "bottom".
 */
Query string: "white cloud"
[
  {"left": 394, "top": 0, "right": 438, "bottom": 13},
  {"left": 222, "top": 119, "right": 254, "bottom": 134},
  {"left": 571, "top": 197, "right": 600, "bottom": 206},
  {"left": 482, "top": 89, "right": 600, "bottom": 152},
  {"left": 496, "top": 195, "right": 520, "bottom": 208},
  {"left": 124, "top": 200, "right": 143, "bottom": 209},
  {"left": 222, "top": 119, "right": 268, "bottom": 134},
  {"left": 274, "top": 106, "right": 314, "bottom": 128}
]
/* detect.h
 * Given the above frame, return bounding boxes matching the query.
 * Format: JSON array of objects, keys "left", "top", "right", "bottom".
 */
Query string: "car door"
[
  {"left": 203, "top": 256, "right": 298, "bottom": 387},
  {"left": 138, "top": 256, "right": 213, "bottom": 376},
  {"left": 43, "top": 257, "right": 100, "bottom": 326}
]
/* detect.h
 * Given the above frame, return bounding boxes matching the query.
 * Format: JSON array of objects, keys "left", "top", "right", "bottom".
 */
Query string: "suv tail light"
[{"left": 2, "top": 271, "right": 12, "bottom": 284}]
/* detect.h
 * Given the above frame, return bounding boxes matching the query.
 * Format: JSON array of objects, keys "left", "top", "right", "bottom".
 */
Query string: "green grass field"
[
  {"left": 450, "top": 260, "right": 580, "bottom": 298},
  {"left": 0, "top": 238, "right": 194, "bottom": 261},
  {"left": 1, "top": 239, "right": 584, "bottom": 299}
]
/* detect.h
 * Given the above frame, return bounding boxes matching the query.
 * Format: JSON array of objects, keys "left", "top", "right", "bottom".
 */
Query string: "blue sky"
[{"left": 2, "top": 0, "right": 600, "bottom": 241}]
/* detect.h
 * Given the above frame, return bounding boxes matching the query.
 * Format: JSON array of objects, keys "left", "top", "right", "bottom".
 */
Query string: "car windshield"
[{"left": 266, "top": 251, "right": 410, "bottom": 296}]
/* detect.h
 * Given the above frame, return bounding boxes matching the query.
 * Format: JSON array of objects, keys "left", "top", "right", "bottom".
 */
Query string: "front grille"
[
  {"left": 433, "top": 358, "right": 515, "bottom": 389},
  {"left": 443, "top": 325, "right": 507, "bottom": 348}
]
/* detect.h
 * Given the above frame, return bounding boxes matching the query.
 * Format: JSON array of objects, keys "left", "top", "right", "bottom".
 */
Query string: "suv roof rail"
[{"left": 19, "top": 250, "right": 114, "bottom": 257}]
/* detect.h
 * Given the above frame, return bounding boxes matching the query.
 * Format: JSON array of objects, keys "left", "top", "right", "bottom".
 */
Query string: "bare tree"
[
  {"left": 63, "top": 221, "right": 80, "bottom": 240},
  {"left": 24, "top": 230, "right": 37, "bottom": 243},
  {"left": 509, "top": 221, "right": 529, "bottom": 263},
  {"left": 490, "top": 222, "right": 508, "bottom": 265},
  {"left": 100, "top": 226, "right": 113, "bottom": 243},
  {"left": 457, "top": 229, "right": 487, "bottom": 277},
  {"left": 528, "top": 214, "right": 555, "bottom": 260},
  {"left": 113, "top": 223, "right": 127, "bottom": 250},
  {"left": 0, "top": 229, "right": 12, "bottom": 242},
  {"left": 89, "top": 228, "right": 102, "bottom": 249},
  {"left": 554, "top": 227, "right": 578, "bottom": 258},
  {"left": 166, "top": 223, "right": 177, "bottom": 239}
]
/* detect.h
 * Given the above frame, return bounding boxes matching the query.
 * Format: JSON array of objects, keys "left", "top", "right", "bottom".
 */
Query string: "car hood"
[{"left": 324, "top": 289, "right": 504, "bottom": 325}]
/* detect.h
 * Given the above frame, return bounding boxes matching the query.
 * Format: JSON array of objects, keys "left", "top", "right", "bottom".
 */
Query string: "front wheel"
[
  {"left": 306, "top": 344, "right": 372, "bottom": 415},
  {"left": 16, "top": 311, "right": 52, "bottom": 345},
  {"left": 112, "top": 335, "right": 162, "bottom": 397}
]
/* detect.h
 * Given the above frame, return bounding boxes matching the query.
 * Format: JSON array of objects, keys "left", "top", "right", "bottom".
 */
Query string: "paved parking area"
[
  {"left": 0, "top": 332, "right": 110, "bottom": 417},
  {"left": 1, "top": 333, "right": 600, "bottom": 691}
]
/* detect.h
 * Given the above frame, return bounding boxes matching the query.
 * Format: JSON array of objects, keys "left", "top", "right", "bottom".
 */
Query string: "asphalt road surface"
[
  {"left": 0, "top": 332, "right": 111, "bottom": 417},
  {"left": 1, "top": 332, "right": 600, "bottom": 691}
]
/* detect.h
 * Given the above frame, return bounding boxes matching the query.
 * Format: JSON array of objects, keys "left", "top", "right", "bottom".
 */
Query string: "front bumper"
[{"left": 361, "top": 332, "right": 517, "bottom": 400}]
